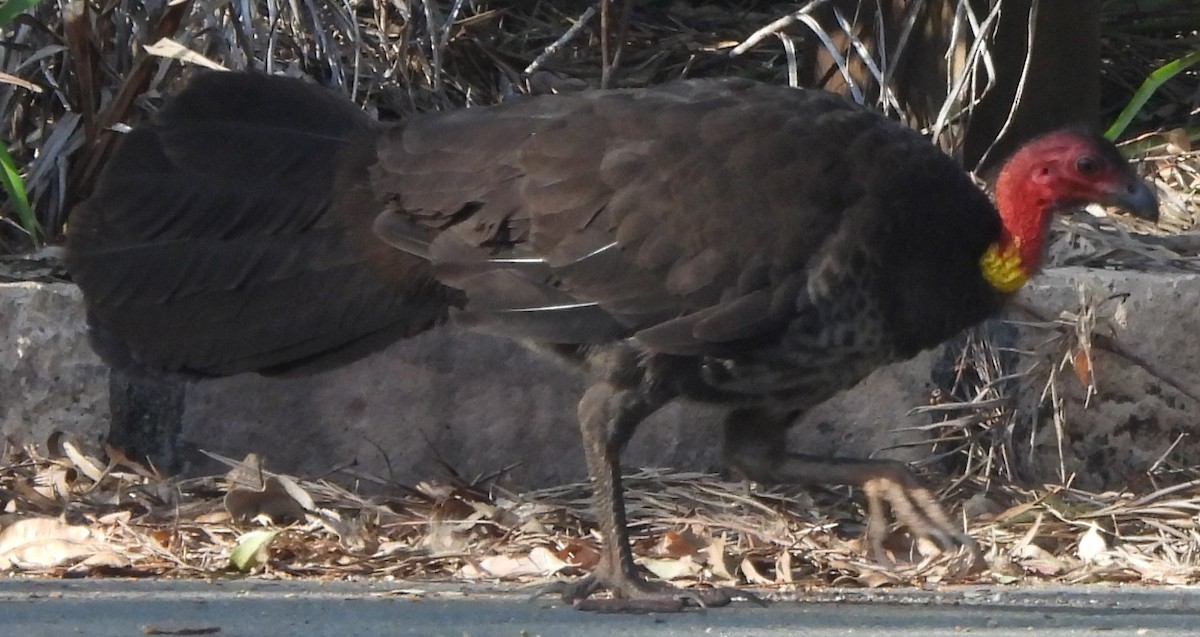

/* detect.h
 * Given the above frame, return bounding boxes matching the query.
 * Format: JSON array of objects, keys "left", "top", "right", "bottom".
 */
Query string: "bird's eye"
[{"left": 1076, "top": 155, "right": 1100, "bottom": 175}]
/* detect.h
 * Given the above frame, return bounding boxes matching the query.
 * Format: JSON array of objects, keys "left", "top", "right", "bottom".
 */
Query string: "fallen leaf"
[
  {"left": 775, "top": 549, "right": 793, "bottom": 584},
  {"left": 1016, "top": 543, "right": 1071, "bottom": 576},
  {"left": 640, "top": 555, "right": 702, "bottom": 581},
  {"left": 150, "top": 529, "right": 175, "bottom": 549},
  {"left": 991, "top": 572, "right": 1021, "bottom": 584},
  {"left": 555, "top": 539, "right": 600, "bottom": 570},
  {"left": 60, "top": 438, "right": 107, "bottom": 484},
  {"left": 2, "top": 538, "right": 97, "bottom": 569},
  {"left": 0, "top": 518, "right": 109, "bottom": 569},
  {"left": 704, "top": 535, "right": 736, "bottom": 582},
  {"left": 458, "top": 548, "right": 568, "bottom": 579},
  {"left": 81, "top": 550, "right": 132, "bottom": 568},
  {"left": 657, "top": 530, "right": 698, "bottom": 558},
  {"left": 143, "top": 38, "right": 226, "bottom": 70},
  {"left": 856, "top": 566, "right": 903, "bottom": 588},
  {"left": 740, "top": 556, "right": 773, "bottom": 586},
  {"left": 224, "top": 476, "right": 313, "bottom": 524},
  {"left": 228, "top": 529, "right": 279, "bottom": 572},
  {"left": 104, "top": 444, "right": 158, "bottom": 479},
  {"left": 1077, "top": 524, "right": 1110, "bottom": 564},
  {"left": 1164, "top": 128, "right": 1191, "bottom": 154},
  {"left": 194, "top": 511, "right": 232, "bottom": 525},
  {"left": 0, "top": 518, "right": 92, "bottom": 551}
]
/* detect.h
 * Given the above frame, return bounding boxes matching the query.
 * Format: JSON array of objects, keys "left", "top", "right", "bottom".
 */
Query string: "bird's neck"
[{"left": 980, "top": 158, "right": 1053, "bottom": 294}]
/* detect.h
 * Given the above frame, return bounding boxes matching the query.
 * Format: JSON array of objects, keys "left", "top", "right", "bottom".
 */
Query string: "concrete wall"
[
  {"left": 1, "top": 282, "right": 109, "bottom": 449},
  {"left": 3, "top": 267, "right": 1198, "bottom": 490}
]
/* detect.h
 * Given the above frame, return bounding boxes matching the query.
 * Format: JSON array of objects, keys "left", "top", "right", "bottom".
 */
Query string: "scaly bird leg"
[
  {"left": 723, "top": 407, "right": 978, "bottom": 564},
  {"left": 857, "top": 461, "right": 977, "bottom": 563},
  {"left": 538, "top": 381, "right": 735, "bottom": 612}
]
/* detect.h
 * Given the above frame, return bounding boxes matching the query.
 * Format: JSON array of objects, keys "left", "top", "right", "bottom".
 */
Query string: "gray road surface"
[{"left": 2, "top": 578, "right": 1197, "bottom": 636}]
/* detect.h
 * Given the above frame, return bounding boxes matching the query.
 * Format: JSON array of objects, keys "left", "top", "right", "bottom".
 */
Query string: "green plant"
[
  {"left": 0, "top": 142, "right": 38, "bottom": 244},
  {"left": 0, "top": 0, "right": 42, "bottom": 26},
  {"left": 1105, "top": 47, "right": 1200, "bottom": 141},
  {"left": 1, "top": 0, "right": 48, "bottom": 245}
]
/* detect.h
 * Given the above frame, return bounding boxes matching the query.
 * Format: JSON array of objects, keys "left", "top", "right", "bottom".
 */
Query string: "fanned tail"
[{"left": 66, "top": 72, "right": 458, "bottom": 377}]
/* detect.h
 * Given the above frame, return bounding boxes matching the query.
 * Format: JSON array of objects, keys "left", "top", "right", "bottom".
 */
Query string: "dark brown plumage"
[
  {"left": 67, "top": 72, "right": 1158, "bottom": 610},
  {"left": 67, "top": 75, "right": 459, "bottom": 377}
]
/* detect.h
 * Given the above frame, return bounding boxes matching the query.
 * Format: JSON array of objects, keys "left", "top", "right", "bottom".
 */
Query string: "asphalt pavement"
[{"left": 2, "top": 578, "right": 1197, "bottom": 636}]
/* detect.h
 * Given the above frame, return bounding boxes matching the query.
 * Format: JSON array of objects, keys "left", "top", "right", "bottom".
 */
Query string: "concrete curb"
[{"left": 3, "top": 266, "right": 1197, "bottom": 489}]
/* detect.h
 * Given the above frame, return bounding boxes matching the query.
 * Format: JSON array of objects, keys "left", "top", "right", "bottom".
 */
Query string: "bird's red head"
[{"left": 982, "top": 128, "right": 1158, "bottom": 293}]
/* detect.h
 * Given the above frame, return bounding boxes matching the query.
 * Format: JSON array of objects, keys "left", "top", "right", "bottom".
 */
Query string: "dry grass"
[
  {"left": 2, "top": 435, "right": 1199, "bottom": 590},
  {"left": 2, "top": 1, "right": 1197, "bottom": 249}
]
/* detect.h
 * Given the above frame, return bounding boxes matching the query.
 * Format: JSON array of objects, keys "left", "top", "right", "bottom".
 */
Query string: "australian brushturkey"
[{"left": 67, "top": 72, "right": 1158, "bottom": 610}]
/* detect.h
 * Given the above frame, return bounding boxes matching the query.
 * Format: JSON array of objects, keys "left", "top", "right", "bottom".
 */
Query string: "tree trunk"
[{"left": 811, "top": 0, "right": 1101, "bottom": 172}]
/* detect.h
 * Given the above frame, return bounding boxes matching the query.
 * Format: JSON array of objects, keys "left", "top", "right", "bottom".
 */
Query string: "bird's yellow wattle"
[{"left": 980, "top": 241, "right": 1026, "bottom": 293}]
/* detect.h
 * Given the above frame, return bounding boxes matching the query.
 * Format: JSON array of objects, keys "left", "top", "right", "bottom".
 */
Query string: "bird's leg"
[
  {"left": 722, "top": 407, "right": 978, "bottom": 564},
  {"left": 539, "top": 380, "right": 733, "bottom": 612}
]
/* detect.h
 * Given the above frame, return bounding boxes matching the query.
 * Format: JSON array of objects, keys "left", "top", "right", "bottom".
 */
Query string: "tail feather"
[{"left": 67, "top": 72, "right": 458, "bottom": 378}]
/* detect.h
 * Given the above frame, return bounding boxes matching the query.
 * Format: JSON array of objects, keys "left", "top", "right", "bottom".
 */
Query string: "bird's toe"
[
  {"left": 531, "top": 569, "right": 743, "bottom": 613},
  {"left": 860, "top": 466, "right": 980, "bottom": 566}
]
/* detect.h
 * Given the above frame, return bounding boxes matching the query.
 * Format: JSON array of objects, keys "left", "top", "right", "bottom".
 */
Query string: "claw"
[
  {"left": 860, "top": 467, "right": 983, "bottom": 568},
  {"left": 530, "top": 570, "right": 744, "bottom": 613},
  {"left": 531, "top": 575, "right": 604, "bottom": 605}
]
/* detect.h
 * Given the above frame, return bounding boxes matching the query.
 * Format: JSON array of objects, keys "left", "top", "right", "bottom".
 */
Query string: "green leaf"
[
  {"left": 0, "top": 0, "right": 46, "bottom": 28},
  {"left": 1105, "top": 47, "right": 1200, "bottom": 141},
  {"left": 228, "top": 529, "right": 280, "bottom": 572},
  {"left": 0, "top": 0, "right": 47, "bottom": 246},
  {"left": 0, "top": 142, "right": 39, "bottom": 244}
]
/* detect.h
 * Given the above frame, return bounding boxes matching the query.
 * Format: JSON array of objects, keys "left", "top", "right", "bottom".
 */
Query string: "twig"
[
  {"left": 1148, "top": 433, "right": 1188, "bottom": 474},
  {"left": 420, "top": 0, "right": 444, "bottom": 99},
  {"left": 63, "top": 1, "right": 96, "bottom": 145},
  {"left": 730, "top": 0, "right": 833, "bottom": 57},
  {"left": 600, "top": 0, "right": 610, "bottom": 88},
  {"left": 524, "top": 5, "right": 597, "bottom": 76},
  {"left": 973, "top": 0, "right": 1040, "bottom": 171},
  {"left": 600, "top": 0, "right": 633, "bottom": 89}
]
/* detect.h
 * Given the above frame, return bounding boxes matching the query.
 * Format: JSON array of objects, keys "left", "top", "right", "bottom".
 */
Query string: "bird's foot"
[
  {"left": 860, "top": 463, "right": 982, "bottom": 568},
  {"left": 533, "top": 565, "right": 748, "bottom": 613}
]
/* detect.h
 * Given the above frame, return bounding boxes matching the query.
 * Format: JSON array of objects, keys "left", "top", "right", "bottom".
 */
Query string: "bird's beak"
[{"left": 1105, "top": 178, "right": 1159, "bottom": 222}]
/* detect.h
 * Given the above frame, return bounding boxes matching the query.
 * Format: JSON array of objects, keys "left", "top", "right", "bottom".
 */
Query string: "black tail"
[{"left": 67, "top": 72, "right": 458, "bottom": 378}]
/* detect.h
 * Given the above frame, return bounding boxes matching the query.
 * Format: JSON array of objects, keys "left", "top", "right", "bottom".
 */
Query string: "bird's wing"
[{"left": 370, "top": 79, "right": 956, "bottom": 353}]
